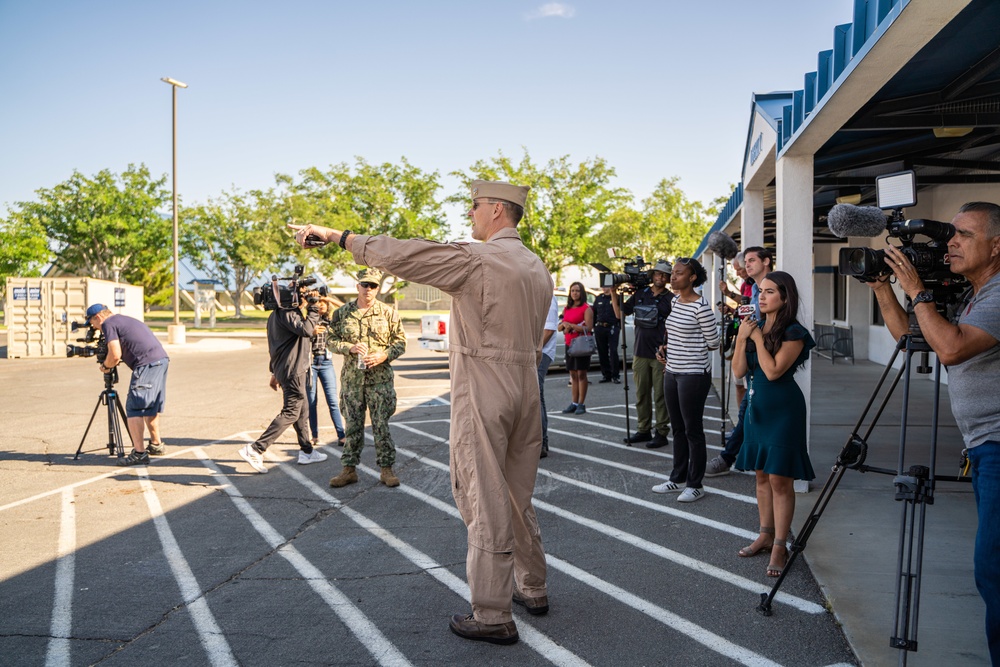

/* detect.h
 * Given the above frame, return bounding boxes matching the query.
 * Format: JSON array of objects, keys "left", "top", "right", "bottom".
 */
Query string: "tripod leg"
[
  {"left": 74, "top": 395, "right": 106, "bottom": 460},
  {"left": 758, "top": 464, "right": 849, "bottom": 615}
]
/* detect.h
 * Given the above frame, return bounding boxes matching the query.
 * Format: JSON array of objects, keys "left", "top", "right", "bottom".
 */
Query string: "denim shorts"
[{"left": 126, "top": 358, "right": 169, "bottom": 417}]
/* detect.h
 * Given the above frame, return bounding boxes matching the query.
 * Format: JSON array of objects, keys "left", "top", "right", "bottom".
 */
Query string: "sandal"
[
  {"left": 738, "top": 527, "right": 775, "bottom": 558},
  {"left": 767, "top": 542, "right": 788, "bottom": 577}
]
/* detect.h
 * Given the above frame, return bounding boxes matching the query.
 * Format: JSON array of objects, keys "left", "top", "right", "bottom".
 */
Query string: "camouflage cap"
[{"left": 356, "top": 267, "right": 383, "bottom": 284}]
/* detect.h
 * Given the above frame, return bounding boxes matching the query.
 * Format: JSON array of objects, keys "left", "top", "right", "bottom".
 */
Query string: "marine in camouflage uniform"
[{"left": 327, "top": 268, "right": 407, "bottom": 487}]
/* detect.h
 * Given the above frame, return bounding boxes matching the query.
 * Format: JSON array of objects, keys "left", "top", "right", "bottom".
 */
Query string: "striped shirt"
[{"left": 663, "top": 295, "right": 721, "bottom": 374}]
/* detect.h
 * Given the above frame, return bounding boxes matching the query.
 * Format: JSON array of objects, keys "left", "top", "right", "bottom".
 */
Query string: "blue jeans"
[
  {"left": 308, "top": 355, "right": 345, "bottom": 441},
  {"left": 537, "top": 355, "right": 552, "bottom": 451},
  {"left": 720, "top": 392, "right": 747, "bottom": 465},
  {"left": 969, "top": 441, "right": 1000, "bottom": 665}
]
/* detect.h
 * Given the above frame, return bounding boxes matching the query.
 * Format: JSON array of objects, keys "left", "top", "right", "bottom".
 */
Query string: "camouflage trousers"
[{"left": 340, "top": 381, "right": 397, "bottom": 468}]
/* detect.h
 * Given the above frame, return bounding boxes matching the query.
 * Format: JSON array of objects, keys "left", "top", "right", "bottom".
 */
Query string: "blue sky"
[{"left": 1, "top": 1, "right": 851, "bottom": 235}]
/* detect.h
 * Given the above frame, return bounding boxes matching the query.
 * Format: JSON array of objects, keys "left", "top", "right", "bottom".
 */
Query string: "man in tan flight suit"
[{"left": 290, "top": 180, "right": 553, "bottom": 645}]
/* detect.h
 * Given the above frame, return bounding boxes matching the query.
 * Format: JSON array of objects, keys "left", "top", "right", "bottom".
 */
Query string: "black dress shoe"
[
  {"left": 624, "top": 431, "right": 652, "bottom": 444},
  {"left": 646, "top": 432, "right": 669, "bottom": 449},
  {"left": 539, "top": 447, "right": 548, "bottom": 459},
  {"left": 612, "top": 377, "right": 621, "bottom": 384},
  {"left": 449, "top": 614, "right": 519, "bottom": 645},
  {"left": 598, "top": 377, "right": 613, "bottom": 384}
]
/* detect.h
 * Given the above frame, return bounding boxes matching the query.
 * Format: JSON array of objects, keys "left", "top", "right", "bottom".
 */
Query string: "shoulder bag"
[{"left": 567, "top": 333, "right": 597, "bottom": 357}]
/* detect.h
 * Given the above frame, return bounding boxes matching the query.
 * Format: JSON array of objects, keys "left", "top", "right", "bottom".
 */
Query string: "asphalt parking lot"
[{"left": 1, "top": 328, "right": 867, "bottom": 666}]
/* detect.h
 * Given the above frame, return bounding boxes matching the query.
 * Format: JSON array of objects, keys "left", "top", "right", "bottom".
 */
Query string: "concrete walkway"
[{"left": 729, "top": 356, "right": 987, "bottom": 666}]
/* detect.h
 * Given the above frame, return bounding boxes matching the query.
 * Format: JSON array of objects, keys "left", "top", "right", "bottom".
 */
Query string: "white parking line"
[
  {"left": 277, "top": 456, "right": 592, "bottom": 667},
  {"left": 193, "top": 450, "right": 412, "bottom": 667},
  {"left": 44, "top": 489, "right": 75, "bottom": 667},
  {"left": 136, "top": 469, "right": 237, "bottom": 666}
]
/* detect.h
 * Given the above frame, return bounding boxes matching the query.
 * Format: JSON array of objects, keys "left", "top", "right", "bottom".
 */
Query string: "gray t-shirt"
[{"left": 948, "top": 272, "right": 1000, "bottom": 448}]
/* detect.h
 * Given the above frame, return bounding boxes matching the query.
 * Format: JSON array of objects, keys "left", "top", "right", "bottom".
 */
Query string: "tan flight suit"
[{"left": 351, "top": 227, "right": 553, "bottom": 624}]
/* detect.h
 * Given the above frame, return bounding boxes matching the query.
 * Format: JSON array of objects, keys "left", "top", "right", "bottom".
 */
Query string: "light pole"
[{"left": 161, "top": 77, "right": 187, "bottom": 344}]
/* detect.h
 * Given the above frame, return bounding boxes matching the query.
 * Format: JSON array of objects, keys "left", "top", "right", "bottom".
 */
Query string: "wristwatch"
[
  {"left": 339, "top": 229, "right": 353, "bottom": 250},
  {"left": 912, "top": 290, "right": 934, "bottom": 304}
]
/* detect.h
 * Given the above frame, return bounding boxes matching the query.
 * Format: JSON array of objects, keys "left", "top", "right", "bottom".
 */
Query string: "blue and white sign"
[
  {"left": 114, "top": 287, "right": 126, "bottom": 307},
  {"left": 11, "top": 287, "right": 41, "bottom": 301}
]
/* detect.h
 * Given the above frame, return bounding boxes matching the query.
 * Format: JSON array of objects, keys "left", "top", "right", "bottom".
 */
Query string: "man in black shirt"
[
  {"left": 238, "top": 285, "right": 326, "bottom": 473},
  {"left": 592, "top": 287, "right": 621, "bottom": 384},
  {"left": 612, "top": 260, "right": 672, "bottom": 448}
]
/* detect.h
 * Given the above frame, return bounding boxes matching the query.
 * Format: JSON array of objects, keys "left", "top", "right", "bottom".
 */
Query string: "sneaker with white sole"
[
  {"left": 238, "top": 444, "right": 268, "bottom": 473},
  {"left": 298, "top": 449, "right": 328, "bottom": 465},
  {"left": 704, "top": 456, "right": 732, "bottom": 477},
  {"left": 677, "top": 487, "right": 705, "bottom": 503},
  {"left": 651, "top": 480, "right": 682, "bottom": 494}
]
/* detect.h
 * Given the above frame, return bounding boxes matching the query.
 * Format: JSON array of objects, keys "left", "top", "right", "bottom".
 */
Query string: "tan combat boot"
[
  {"left": 380, "top": 466, "right": 400, "bottom": 487},
  {"left": 329, "top": 466, "right": 358, "bottom": 488}
]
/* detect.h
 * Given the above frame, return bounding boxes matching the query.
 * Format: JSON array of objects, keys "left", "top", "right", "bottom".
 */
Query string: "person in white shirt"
[{"left": 538, "top": 295, "right": 559, "bottom": 458}]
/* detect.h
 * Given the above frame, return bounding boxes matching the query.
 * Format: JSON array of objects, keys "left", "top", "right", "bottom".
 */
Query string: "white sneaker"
[
  {"left": 238, "top": 445, "right": 268, "bottom": 473},
  {"left": 677, "top": 487, "right": 705, "bottom": 503},
  {"left": 651, "top": 481, "right": 682, "bottom": 494},
  {"left": 298, "top": 449, "right": 328, "bottom": 465}
]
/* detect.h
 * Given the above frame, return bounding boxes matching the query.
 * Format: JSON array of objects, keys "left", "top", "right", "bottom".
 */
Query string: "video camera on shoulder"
[
  {"left": 590, "top": 253, "right": 653, "bottom": 293},
  {"left": 252, "top": 264, "right": 328, "bottom": 311},
  {"left": 831, "top": 171, "right": 965, "bottom": 305},
  {"left": 66, "top": 321, "right": 109, "bottom": 362}
]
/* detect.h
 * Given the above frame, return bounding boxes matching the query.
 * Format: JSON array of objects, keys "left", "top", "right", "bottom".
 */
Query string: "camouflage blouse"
[{"left": 327, "top": 300, "right": 407, "bottom": 385}]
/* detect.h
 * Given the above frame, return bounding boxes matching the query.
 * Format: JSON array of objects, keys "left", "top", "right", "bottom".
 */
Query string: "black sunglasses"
[{"left": 359, "top": 282, "right": 379, "bottom": 289}]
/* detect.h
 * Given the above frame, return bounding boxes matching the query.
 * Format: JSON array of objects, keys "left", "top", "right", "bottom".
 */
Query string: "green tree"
[
  {"left": 180, "top": 189, "right": 287, "bottom": 318},
  {"left": 592, "top": 176, "right": 718, "bottom": 264},
  {"left": 5, "top": 164, "right": 172, "bottom": 307},
  {"left": 280, "top": 157, "right": 448, "bottom": 295},
  {"left": 451, "top": 149, "right": 630, "bottom": 274},
  {"left": 0, "top": 214, "right": 51, "bottom": 289}
]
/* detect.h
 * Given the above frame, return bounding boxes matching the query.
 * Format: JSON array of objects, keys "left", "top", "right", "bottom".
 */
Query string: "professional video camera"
[
  {"left": 829, "top": 171, "right": 965, "bottom": 298},
  {"left": 252, "top": 264, "right": 327, "bottom": 311},
  {"left": 66, "top": 321, "right": 109, "bottom": 362},
  {"left": 593, "top": 256, "right": 653, "bottom": 293}
]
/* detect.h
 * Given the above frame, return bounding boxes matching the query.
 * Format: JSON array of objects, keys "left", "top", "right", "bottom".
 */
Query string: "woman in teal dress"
[{"left": 732, "top": 271, "right": 815, "bottom": 577}]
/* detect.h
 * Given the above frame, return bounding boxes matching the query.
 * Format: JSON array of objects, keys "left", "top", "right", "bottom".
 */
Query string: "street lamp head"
[{"left": 161, "top": 77, "right": 188, "bottom": 88}]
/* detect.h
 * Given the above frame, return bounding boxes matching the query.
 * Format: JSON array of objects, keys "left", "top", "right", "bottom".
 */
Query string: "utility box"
[{"left": 4, "top": 277, "right": 145, "bottom": 358}]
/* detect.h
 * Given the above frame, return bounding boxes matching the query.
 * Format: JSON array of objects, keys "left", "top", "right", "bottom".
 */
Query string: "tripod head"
[{"left": 102, "top": 366, "right": 120, "bottom": 390}]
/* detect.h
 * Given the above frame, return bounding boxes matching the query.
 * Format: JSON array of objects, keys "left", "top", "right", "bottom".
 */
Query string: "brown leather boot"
[
  {"left": 448, "top": 613, "right": 518, "bottom": 645},
  {"left": 513, "top": 588, "right": 549, "bottom": 615},
  {"left": 329, "top": 466, "right": 358, "bottom": 488},
  {"left": 380, "top": 466, "right": 400, "bottom": 487}
]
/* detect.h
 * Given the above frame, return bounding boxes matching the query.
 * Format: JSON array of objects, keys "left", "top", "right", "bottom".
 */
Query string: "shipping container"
[{"left": 4, "top": 277, "right": 145, "bottom": 358}]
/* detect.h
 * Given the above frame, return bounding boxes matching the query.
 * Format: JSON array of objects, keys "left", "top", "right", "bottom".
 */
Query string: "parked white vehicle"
[{"left": 418, "top": 288, "right": 635, "bottom": 371}]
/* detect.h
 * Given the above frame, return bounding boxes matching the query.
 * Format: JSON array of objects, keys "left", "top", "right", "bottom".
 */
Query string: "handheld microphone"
[
  {"left": 827, "top": 204, "right": 888, "bottom": 238},
  {"left": 707, "top": 231, "right": 739, "bottom": 259}
]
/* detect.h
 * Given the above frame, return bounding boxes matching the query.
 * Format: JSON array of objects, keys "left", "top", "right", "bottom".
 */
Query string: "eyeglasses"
[
  {"left": 359, "top": 282, "right": 379, "bottom": 289},
  {"left": 471, "top": 199, "right": 496, "bottom": 211},
  {"left": 675, "top": 257, "right": 693, "bottom": 266}
]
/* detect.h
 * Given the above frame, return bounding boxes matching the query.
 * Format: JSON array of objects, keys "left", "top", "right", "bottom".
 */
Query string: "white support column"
[
  {"left": 742, "top": 188, "right": 765, "bottom": 250},
  {"left": 775, "top": 154, "right": 814, "bottom": 493}
]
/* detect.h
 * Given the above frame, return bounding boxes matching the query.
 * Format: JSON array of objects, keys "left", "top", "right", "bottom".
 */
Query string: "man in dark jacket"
[{"left": 238, "top": 284, "right": 326, "bottom": 473}]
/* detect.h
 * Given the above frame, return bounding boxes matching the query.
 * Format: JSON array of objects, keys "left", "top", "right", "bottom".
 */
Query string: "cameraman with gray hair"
[{"left": 870, "top": 201, "right": 1000, "bottom": 664}]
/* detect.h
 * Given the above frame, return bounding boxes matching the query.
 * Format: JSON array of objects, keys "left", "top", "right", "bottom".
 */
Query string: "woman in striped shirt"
[{"left": 651, "top": 258, "right": 721, "bottom": 503}]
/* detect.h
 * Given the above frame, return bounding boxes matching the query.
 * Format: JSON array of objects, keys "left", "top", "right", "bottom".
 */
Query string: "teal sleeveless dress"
[{"left": 735, "top": 322, "right": 816, "bottom": 480}]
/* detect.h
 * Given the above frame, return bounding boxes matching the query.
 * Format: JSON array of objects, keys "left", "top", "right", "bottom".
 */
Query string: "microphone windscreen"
[
  {"left": 828, "top": 204, "right": 887, "bottom": 238},
  {"left": 707, "top": 232, "right": 739, "bottom": 259}
]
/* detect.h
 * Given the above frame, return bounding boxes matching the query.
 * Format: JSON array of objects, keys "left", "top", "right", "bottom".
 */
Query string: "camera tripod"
[
  {"left": 74, "top": 367, "right": 133, "bottom": 460},
  {"left": 757, "top": 331, "right": 968, "bottom": 665},
  {"left": 617, "top": 302, "right": 635, "bottom": 445}
]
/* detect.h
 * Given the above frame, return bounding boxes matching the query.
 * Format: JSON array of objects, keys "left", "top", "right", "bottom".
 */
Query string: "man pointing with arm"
[{"left": 291, "top": 180, "right": 553, "bottom": 645}]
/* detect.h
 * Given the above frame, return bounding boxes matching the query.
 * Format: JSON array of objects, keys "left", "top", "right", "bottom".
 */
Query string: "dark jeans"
[
  {"left": 664, "top": 370, "right": 712, "bottom": 489},
  {"left": 254, "top": 370, "right": 312, "bottom": 454},
  {"left": 720, "top": 392, "right": 748, "bottom": 465},
  {"left": 594, "top": 324, "right": 620, "bottom": 379},
  {"left": 308, "top": 355, "right": 346, "bottom": 441},
  {"left": 537, "top": 354, "right": 552, "bottom": 451},
  {"left": 969, "top": 441, "right": 1000, "bottom": 665}
]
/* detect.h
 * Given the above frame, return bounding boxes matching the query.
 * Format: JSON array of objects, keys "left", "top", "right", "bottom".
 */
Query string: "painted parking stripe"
[
  {"left": 136, "top": 469, "right": 237, "bottom": 667},
  {"left": 277, "top": 456, "right": 592, "bottom": 667},
  {"left": 193, "top": 450, "right": 413, "bottom": 667},
  {"left": 386, "top": 439, "right": 819, "bottom": 614},
  {"left": 44, "top": 489, "right": 75, "bottom": 667}
]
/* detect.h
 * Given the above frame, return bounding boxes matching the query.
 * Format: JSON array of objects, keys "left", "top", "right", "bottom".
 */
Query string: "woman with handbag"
[
  {"left": 651, "top": 258, "right": 721, "bottom": 502},
  {"left": 558, "top": 282, "right": 594, "bottom": 415}
]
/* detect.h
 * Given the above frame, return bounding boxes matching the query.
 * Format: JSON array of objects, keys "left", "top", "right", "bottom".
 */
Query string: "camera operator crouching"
[
  {"left": 870, "top": 201, "right": 1000, "bottom": 663},
  {"left": 86, "top": 304, "right": 170, "bottom": 466},
  {"left": 238, "top": 281, "right": 326, "bottom": 473},
  {"left": 611, "top": 259, "right": 673, "bottom": 448}
]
